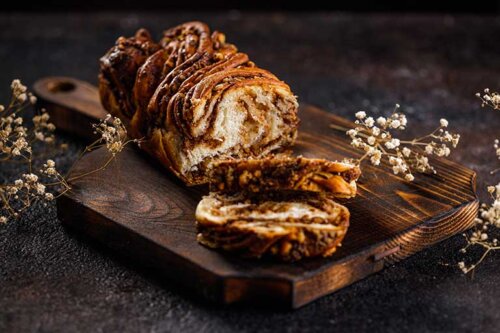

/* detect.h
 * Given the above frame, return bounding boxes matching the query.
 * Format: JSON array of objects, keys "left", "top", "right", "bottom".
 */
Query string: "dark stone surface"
[{"left": 1, "top": 12, "right": 499, "bottom": 333}]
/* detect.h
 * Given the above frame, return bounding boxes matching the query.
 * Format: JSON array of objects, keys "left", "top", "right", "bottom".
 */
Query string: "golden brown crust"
[
  {"left": 195, "top": 191, "right": 350, "bottom": 261},
  {"left": 99, "top": 29, "right": 160, "bottom": 122},
  {"left": 209, "top": 157, "right": 361, "bottom": 198},
  {"left": 99, "top": 22, "right": 299, "bottom": 185}
]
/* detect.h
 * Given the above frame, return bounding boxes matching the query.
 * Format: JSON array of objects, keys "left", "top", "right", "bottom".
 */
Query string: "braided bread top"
[{"left": 99, "top": 21, "right": 299, "bottom": 184}]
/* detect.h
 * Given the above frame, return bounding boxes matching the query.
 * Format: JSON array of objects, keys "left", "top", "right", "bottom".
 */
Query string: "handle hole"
[{"left": 48, "top": 81, "right": 76, "bottom": 93}]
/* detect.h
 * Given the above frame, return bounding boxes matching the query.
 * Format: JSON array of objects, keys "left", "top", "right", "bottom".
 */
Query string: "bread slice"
[
  {"left": 196, "top": 191, "right": 350, "bottom": 261},
  {"left": 209, "top": 156, "right": 361, "bottom": 198}
]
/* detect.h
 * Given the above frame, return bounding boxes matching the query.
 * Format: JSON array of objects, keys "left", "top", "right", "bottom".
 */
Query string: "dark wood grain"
[
  {"left": 37, "top": 77, "right": 479, "bottom": 308},
  {"left": 34, "top": 77, "right": 108, "bottom": 138}
]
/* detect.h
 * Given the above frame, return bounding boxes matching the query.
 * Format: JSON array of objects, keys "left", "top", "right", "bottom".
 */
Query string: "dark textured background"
[
  {"left": 1, "top": 12, "right": 500, "bottom": 333},
  {"left": 3, "top": 1, "right": 500, "bottom": 13}
]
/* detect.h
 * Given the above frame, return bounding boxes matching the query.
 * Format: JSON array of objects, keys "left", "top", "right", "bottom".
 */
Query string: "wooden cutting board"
[{"left": 34, "top": 77, "right": 479, "bottom": 309}]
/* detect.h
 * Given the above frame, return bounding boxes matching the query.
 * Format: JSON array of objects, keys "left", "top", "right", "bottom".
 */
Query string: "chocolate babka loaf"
[
  {"left": 196, "top": 191, "right": 350, "bottom": 261},
  {"left": 210, "top": 157, "right": 361, "bottom": 198},
  {"left": 99, "top": 22, "right": 299, "bottom": 185}
]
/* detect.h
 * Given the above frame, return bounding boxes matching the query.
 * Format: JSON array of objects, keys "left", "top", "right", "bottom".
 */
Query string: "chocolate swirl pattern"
[
  {"left": 196, "top": 191, "right": 350, "bottom": 261},
  {"left": 209, "top": 157, "right": 361, "bottom": 198},
  {"left": 99, "top": 21, "right": 299, "bottom": 185}
]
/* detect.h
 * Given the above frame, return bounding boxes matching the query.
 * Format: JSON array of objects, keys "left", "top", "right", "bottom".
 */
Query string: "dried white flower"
[
  {"left": 400, "top": 115, "right": 408, "bottom": 127},
  {"left": 494, "top": 140, "right": 500, "bottom": 169},
  {"left": 365, "top": 117, "right": 375, "bottom": 128},
  {"left": 47, "top": 164, "right": 58, "bottom": 175},
  {"left": 404, "top": 173, "right": 415, "bottom": 182},
  {"left": 477, "top": 89, "right": 500, "bottom": 110},
  {"left": 376, "top": 116, "right": 387, "bottom": 127},
  {"left": 23, "top": 173, "right": 38, "bottom": 183},
  {"left": 35, "top": 132, "right": 44, "bottom": 141},
  {"left": 370, "top": 149, "right": 382, "bottom": 166},
  {"left": 355, "top": 111, "right": 366, "bottom": 120},
  {"left": 11, "top": 79, "right": 27, "bottom": 96},
  {"left": 347, "top": 129, "right": 357, "bottom": 138},
  {"left": 342, "top": 104, "right": 459, "bottom": 181},
  {"left": 29, "top": 94, "right": 37, "bottom": 105},
  {"left": 91, "top": 114, "right": 138, "bottom": 156},
  {"left": 385, "top": 138, "right": 400, "bottom": 149},
  {"left": 390, "top": 119, "right": 401, "bottom": 129},
  {"left": 460, "top": 182, "right": 500, "bottom": 274},
  {"left": 36, "top": 183, "right": 46, "bottom": 195},
  {"left": 17, "top": 93, "right": 27, "bottom": 103},
  {"left": 0, "top": 79, "right": 68, "bottom": 222}
]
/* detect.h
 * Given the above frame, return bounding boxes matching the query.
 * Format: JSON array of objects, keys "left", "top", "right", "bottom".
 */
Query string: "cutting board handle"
[{"left": 33, "top": 77, "right": 107, "bottom": 139}]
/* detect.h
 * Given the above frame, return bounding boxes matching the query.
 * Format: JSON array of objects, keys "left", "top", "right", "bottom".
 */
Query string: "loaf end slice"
[{"left": 210, "top": 156, "right": 361, "bottom": 198}]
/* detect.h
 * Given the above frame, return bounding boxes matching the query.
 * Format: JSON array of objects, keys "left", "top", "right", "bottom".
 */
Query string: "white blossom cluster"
[
  {"left": 459, "top": 183, "right": 500, "bottom": 274},
  {"left": 1, "top": 79, "right": 62, "bottom": 224},
  {"left": 0, "top": 113, "right": 30, "bottom": 157},
  {"left": 458, "top": 90, "right": 500, "bottom": 274},
  {"left": 0, "top": 158, "right": 64, "bottom": 223},
  {"left": 33, "top": 112, "right": 56, "bottom": 144},
  {"left": 1, "top": 79, "right": 140, "bottom": 225},
  {"left": 476, "top": 88, "right": 500, "bottom": 110},
  {"left": 10, "top": 79, "right": 37, "bottom": 105},
  {"left": 347, "top": 105, "right": 460, "bottom": 181},
  {"left": 92, "top": 114, "right": 139, "bottom": 156},
  {"left": 495, "top": 139, "right": 500, "bottom": 161},
  {"left": 1, "top": 81, "right": 54, "bottom": 160}
]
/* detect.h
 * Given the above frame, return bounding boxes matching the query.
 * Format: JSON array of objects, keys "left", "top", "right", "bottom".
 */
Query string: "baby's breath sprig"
[
  {"left": 476, "top": 87, "right": 500, "bottom": 172},
  {"left": 491, "top": 139, "right": 500, "bottom": 175},
  {"left": 337, "top": 104, "right": 460, "bottom": 181},
  {"left": 91, "top": 114, "right": 139, "bottom": 156},
  {"left": 1, "top": 79, "right": 141, "bottom": 225},
  {"left": 458, "top": 184, "right": 500, "bottom": 274},
  {"left": 476, "top": 88, "right": 500, "bottom": 110},
  {"left": 477, "top": 87, "right": 500, "bottom": 174},
  {"left": 476, "top": 88, "right": 500, "bottom": 173},
  {"left": 1, "top": 79, "right": 62, "bottom": 223},
  {"left": 63, "top": 114, "right": 142, "bottom": 183},
  {"left": 458, "top": 89, "right": 500, "bottom": 275}
]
